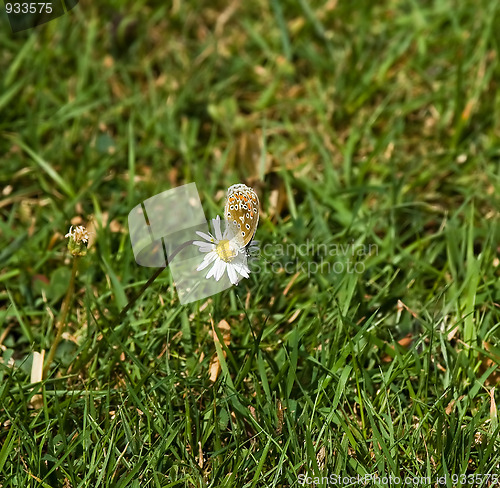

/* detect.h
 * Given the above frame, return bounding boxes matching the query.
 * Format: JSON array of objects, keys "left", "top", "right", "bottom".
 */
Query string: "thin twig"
[{"left": 43, "top": 256, "right": 79, "bottom": 377}]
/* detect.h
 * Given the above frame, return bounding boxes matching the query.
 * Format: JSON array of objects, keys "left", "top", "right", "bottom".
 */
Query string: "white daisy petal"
[
  {"left": 215, "top": 260, "right": 227, "bottom": 281},
  {"left": 192, "top": 240, "right": 213, "bottom": 247},
  {"left": 197, "top": 260, "right": 210, "bottom": 272},
  {"left": 227, "top": 264, "right": 238, "bottom": 285},
  {"left": 197, "top": 251, "right": 218, "bottom": 271},
  {"left": 236, "top": 269, "right": 249, "bottom": 280},
  {"left": 206, "top": 260, "right": 218, "bottom": 280},
  {"left": 233, "top": 261, "right": 250, "bottom": 278},
  {"left": 199, "top": 247, "right": 215, "bottom": 254},
  {"left": 192, "top": 242, "right": 214, "bottom": 252},
  {"left": 213, "top": 216, "right": 223, "bottom": 241},
  {"left": 195, "top": 231, "right": 214, "bottom": 242}
]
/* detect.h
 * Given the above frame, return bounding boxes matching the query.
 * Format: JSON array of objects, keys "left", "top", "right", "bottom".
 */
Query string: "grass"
[{"left": 1, "top": 0, "right": 500, "bottom": 486}]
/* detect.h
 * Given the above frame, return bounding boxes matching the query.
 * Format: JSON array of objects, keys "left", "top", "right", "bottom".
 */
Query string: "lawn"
[{"left": 1, "top": 0, "right": 500, "bottom": 486}]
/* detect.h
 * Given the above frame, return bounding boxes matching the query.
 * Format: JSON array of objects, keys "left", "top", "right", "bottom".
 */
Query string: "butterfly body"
[{"left": 224, "top": 184, "right": 259, "bottom": 247}]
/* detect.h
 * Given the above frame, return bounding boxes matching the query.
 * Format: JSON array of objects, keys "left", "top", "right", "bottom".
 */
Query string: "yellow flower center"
[{"left": 216, "top": 239, "right": 237, "bottom": 262}]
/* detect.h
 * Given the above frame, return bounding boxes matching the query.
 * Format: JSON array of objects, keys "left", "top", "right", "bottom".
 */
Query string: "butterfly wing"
[{"left": 224, "top": 184, "right": 259, "bottom": 247}]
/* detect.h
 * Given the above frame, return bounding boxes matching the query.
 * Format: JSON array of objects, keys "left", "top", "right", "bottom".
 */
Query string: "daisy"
[{"left": 193, "top": 216, "right": 253, "bottom": 285}]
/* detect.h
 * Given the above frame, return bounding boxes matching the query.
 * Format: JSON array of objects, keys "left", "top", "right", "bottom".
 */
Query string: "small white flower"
[
  {"left": 193, "top": 216, "right": 254, "bottom": 285},
  {"left": 65, "top": 225, "right": 89, "bottom": 244}
]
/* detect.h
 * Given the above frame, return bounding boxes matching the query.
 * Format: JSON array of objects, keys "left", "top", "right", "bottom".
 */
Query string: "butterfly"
[{"left": 224, "top": 184, "right": 259, "bottom": 248}]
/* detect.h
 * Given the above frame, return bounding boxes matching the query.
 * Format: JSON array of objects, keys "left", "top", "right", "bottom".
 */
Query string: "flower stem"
[{"left": 43, "top": 256, "right": 79, "bottom": 377}]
